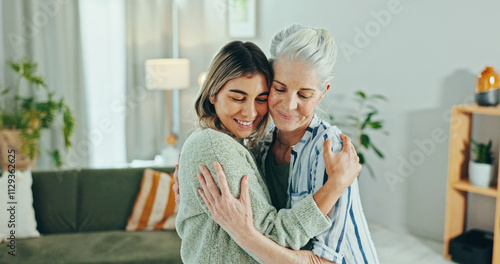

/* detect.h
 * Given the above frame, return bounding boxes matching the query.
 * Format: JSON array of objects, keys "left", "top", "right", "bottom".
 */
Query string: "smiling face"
[
  {"left": 269, "top": 58, "right": 328, "bottom": 133},
  {"left": 212, "top": 73, "right": 269, "bottom": 139}
]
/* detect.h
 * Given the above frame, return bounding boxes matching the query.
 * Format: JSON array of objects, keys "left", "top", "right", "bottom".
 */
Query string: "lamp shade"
[{"left": 145, "top": 58, "right": 190, "bottom": 90}]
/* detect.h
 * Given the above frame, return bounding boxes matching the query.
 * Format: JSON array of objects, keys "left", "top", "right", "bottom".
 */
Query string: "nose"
[
  {"left": 285, "top": 93, "right": 298, "bottom": 110},
  {"left": 241, "top": 101, "right": 257, "bottom": 119}
]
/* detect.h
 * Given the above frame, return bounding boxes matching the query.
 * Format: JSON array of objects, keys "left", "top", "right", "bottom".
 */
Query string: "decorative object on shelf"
[
  {"left": 145, "top": 58, "right": 190, "bottom": 166},
  {"left": 0, "top": 57, "right": 75, "bottom": 169},
  {"left": 327, "top": 90, "right": 389, "bottom": 178},
  {"left": 475, "top": 66, "right": 500, "bottom": 106},
  {"left": 227, "top": 0, "right": 257, "bottom": 38},
  {"left": 469, "top": 139, "right": 494, "bottom": 188}
]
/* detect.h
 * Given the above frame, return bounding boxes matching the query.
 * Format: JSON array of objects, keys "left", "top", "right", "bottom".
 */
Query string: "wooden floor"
[{"left": 369, "top": 221, "right": 456, "bottom": 264}]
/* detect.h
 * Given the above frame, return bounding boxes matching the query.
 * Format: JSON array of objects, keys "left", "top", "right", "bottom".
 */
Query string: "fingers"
[
  {"left": 173, "top": 164, "right": 180, "bottom": 204},
  {"left": 323, "top": 138, "right": 334, "bottom": 160},
  {"left": 197, "top": 173, "right": 216, "bottom": 207},
  {"left": 340, "top": 134, "right": 352, "bottom": 153},
  {"left": 239, "top": 175, "right": 250, "bottom": 207},
  {"left": 198, "top": 189, "right": 215, "bottom": 217},
  {"left": 200, "top": 165, "right": 221, "bottom": 196},
  {"left": 213, "top": 161, "right": 231, "bottom": 197}
]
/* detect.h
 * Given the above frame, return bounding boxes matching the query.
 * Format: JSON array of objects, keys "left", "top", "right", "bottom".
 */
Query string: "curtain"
[
  {"left": 124, "top": 0, "right": 173, "bottom": 161},
  {"left": 1, "top": 0, "right": 89, "bottom": 169}
]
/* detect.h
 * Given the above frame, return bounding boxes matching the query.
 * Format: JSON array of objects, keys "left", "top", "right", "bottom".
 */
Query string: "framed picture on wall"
[{"left": 227, "top": 0, "right": 257, "bottom": 38}]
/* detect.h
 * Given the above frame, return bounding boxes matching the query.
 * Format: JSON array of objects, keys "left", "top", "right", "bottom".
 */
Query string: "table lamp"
[{"left": 145, "top": 58, "right": 189, "bottom": 165}]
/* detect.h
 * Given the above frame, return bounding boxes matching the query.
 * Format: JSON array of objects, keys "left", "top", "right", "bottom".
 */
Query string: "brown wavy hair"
[{"left": 194, "top": 41, "right": 273, "bottom": 144}]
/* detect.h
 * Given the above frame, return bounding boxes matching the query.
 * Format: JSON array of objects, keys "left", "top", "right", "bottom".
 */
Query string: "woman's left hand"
[{"left": 197, "top": 161, "right": 254, "bottom": 242}]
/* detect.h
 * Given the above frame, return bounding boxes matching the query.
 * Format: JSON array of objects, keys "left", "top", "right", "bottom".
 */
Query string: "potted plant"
[
  {"left": 469, "top": 139, "right": 494, "bottom": 188},
  {"left": 0, "top": 57, "right": 75, "bottom": 169},
  {"left": 327, "top": 90, "right": 388, "bottom": 178}
]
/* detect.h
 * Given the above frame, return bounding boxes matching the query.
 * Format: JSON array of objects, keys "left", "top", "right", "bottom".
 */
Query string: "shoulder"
[
  {"left": 310, "top": 118, "right": 343, "bottom": 154},
  {"left": 184, "top": 129, "right": 242, "bottom": 150},
  {"left": 182, "top": 128, "right": 250, "bottom": 161}
]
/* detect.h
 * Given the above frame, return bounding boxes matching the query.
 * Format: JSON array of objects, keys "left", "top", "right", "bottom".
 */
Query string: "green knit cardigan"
[{"left": 175, "top": 129, "right": 331, "bottom": 263}]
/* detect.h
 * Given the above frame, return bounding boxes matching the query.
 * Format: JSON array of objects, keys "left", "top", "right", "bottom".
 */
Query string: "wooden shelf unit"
[{"left": 443, "top": 104, "right": 500, "bottom": 263}]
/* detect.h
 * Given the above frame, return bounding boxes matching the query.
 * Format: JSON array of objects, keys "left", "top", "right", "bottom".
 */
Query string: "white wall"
[{"left": 177, "top": 0, "right": 500, "bottom": 241}]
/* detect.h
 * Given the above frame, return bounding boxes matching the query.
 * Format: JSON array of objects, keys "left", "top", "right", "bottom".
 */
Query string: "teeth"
[{"left": 237, "top": 120, "right": 253, "bottom": 126}]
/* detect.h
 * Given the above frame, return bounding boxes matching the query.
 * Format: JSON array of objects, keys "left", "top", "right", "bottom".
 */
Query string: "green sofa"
[{"left": 0, "top": 167, "right": 183, "bottom": 264}]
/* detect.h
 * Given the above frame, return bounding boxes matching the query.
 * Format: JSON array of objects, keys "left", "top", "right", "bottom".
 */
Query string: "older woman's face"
[
  {"left": 212, "top": 73, "right": 269, "bottom": 139},
  {"left": 268, "top": 59, "right": 325, "bottom": 133}
]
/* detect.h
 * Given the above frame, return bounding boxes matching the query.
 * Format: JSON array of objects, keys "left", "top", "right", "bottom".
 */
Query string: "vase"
[
  {"left": 469, "top": 161, "right": 493, "bottom": 188},
  {"left": 475, "top": 66, "right": 500, "bottom": 106},
  {"left": 0, "top": 129, "right": 37, "bottom": 170}
]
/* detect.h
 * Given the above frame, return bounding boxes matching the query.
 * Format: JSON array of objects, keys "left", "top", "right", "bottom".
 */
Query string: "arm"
[
  {"left": 198, "top": 165, "right": 336, "bottom": 264},
  {"left": 177, "top": 130, "right": 331, "bottom": 251},
  {"left": 313, "top": 134, "right": 361, "bottom": 215},
  {"left": 196, "top": 135, "right": 360, "bottom": 264},
  {"left": 307, "top": 129, "right": 376, "bottom": 263}
]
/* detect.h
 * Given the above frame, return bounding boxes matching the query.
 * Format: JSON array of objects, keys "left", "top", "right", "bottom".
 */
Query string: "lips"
[
  {"left": 277, "top": 111, "right": 296, "bottom": 120},
  {"left": 234, "top": 119, "right": 254, "bottom": 128}
]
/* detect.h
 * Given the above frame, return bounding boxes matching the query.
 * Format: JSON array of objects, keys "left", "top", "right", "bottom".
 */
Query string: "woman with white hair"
[{"left": 196, "top": 24, "right": 380, "bottom": 263}]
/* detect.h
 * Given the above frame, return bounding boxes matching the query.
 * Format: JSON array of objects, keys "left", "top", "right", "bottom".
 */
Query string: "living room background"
[{"left": 1, "top": 0, "right": 499, "bottom": 247}]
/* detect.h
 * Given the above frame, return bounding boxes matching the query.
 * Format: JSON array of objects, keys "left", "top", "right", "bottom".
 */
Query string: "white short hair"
[{"left": 270, "top": 24, "right": 338, "bottom": 90}]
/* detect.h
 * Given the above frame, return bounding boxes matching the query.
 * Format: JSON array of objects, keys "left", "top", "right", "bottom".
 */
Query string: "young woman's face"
[
  {"left": 268, "top": 58, "right": 326, "bottom": 133},
  {"left": 212, "top": 73, "right": 269, "bottom": 139}
]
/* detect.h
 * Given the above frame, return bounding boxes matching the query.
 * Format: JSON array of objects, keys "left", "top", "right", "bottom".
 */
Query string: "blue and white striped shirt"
[{"left": 255, "top": 115, "right": 380, "bottom": 264}]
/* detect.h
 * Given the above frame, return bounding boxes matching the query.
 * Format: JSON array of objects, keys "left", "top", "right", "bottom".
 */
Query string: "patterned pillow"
[{"left": 126, "top": 169, "right": 177, "bottom": 231}]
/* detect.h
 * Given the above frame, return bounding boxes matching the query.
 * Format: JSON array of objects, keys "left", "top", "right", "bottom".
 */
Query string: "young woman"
[
  {"left": 175, "top": 40, "right": 360, "bottom": 263},
  {"left": 194, "top": 25, "right": 380, "bottom": 264}
]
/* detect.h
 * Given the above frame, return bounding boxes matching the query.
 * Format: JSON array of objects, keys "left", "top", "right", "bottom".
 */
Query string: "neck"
[{"left": 275, "top": 126, "right": 307, "bottom": 148}]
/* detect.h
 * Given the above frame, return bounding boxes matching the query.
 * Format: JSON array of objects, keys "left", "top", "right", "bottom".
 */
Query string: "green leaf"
[
  {"left": 369, "top": 94, "right": 388, "bottom": 101},
  {"left": 49, "top": 150, "right": 63, "bottom": 168},
  {"left": 361, "top": 111, "right": 377, "bottom": 129},
  {"left": 355, "top": 90, "right": 366, "bottom": 99},
  {"left": 63, "top": 106, "right": 75, "bottom": 147},
  {"left": 368, "top": 121, "right": 383, "bottom": 129},
  {"left": 7, "top": 60, "right": 20, "bottom": 73},
  {"left": 371, "top": 143, "right": 384, "bottom": 158},
  {"left": 360, "top": 134, "right": 370, "bottom": 148},
  {"left": 1, "top": 88, "right": 10, "bottom": 96},
  {"left": 358, "top": 152, "right": 365, "bottom": 164}
]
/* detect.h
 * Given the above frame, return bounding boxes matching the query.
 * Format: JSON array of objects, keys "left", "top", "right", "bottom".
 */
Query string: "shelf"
[
  {"left": 451, "top": 180, "right": 499, "bottom": 197},
  {"left": 454, "top": 103, "right": 500, "bottom": 116}
]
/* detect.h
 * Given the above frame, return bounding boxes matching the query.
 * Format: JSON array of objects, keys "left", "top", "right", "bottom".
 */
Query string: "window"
[{"left": 80, "top": 0, "right": 126, "bottom": 167}]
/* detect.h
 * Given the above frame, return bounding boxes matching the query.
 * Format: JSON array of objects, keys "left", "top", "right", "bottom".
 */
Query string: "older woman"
[
  {"left": 175, "top": 40, "right": 361, "bottom": 264},
  {"left": 196, "top": 25, "right": 380, "bottom": 264}
]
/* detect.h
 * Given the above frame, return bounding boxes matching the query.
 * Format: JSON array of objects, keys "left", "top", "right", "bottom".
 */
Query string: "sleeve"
[
  {"left": 308, "top": 126, "right": 351, "bottom": 263},
  {"left": 183, "top": 130, "right": 332, "bottom": 250}
]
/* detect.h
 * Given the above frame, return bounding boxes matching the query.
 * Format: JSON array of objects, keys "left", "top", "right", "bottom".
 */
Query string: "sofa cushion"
[
  {"left": 32, "top": 169, "right": 79, "bottom": 234},
  {"left": 126, "top": 169, "right": 177, "bottom": 231},
  {"left": 78, "top": 167, "right": 175, "bottom": 232},
  {"left": 0, "top": 230, "right": 182, "bottom": 264}
]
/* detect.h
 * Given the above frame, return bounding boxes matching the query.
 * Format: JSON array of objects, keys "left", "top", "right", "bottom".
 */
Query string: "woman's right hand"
[
  {"left": 197, "top": 161, "right": 254, "bottom": 243},
  {"left": 323, "top": 134, "right": 361, "bottom": 190}
]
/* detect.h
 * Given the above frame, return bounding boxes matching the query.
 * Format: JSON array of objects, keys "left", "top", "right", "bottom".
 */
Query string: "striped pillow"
[{"left": 126, "top": 169, "right": 177, "bottom": 231}]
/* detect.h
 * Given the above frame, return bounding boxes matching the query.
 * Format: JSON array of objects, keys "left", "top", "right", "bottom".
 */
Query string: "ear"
[
  {"left": 209, "top": 95, "right": 215, "bottom": 104},
  {"left": 320, "top": 82, "right": 331, "bottom": 100}
]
